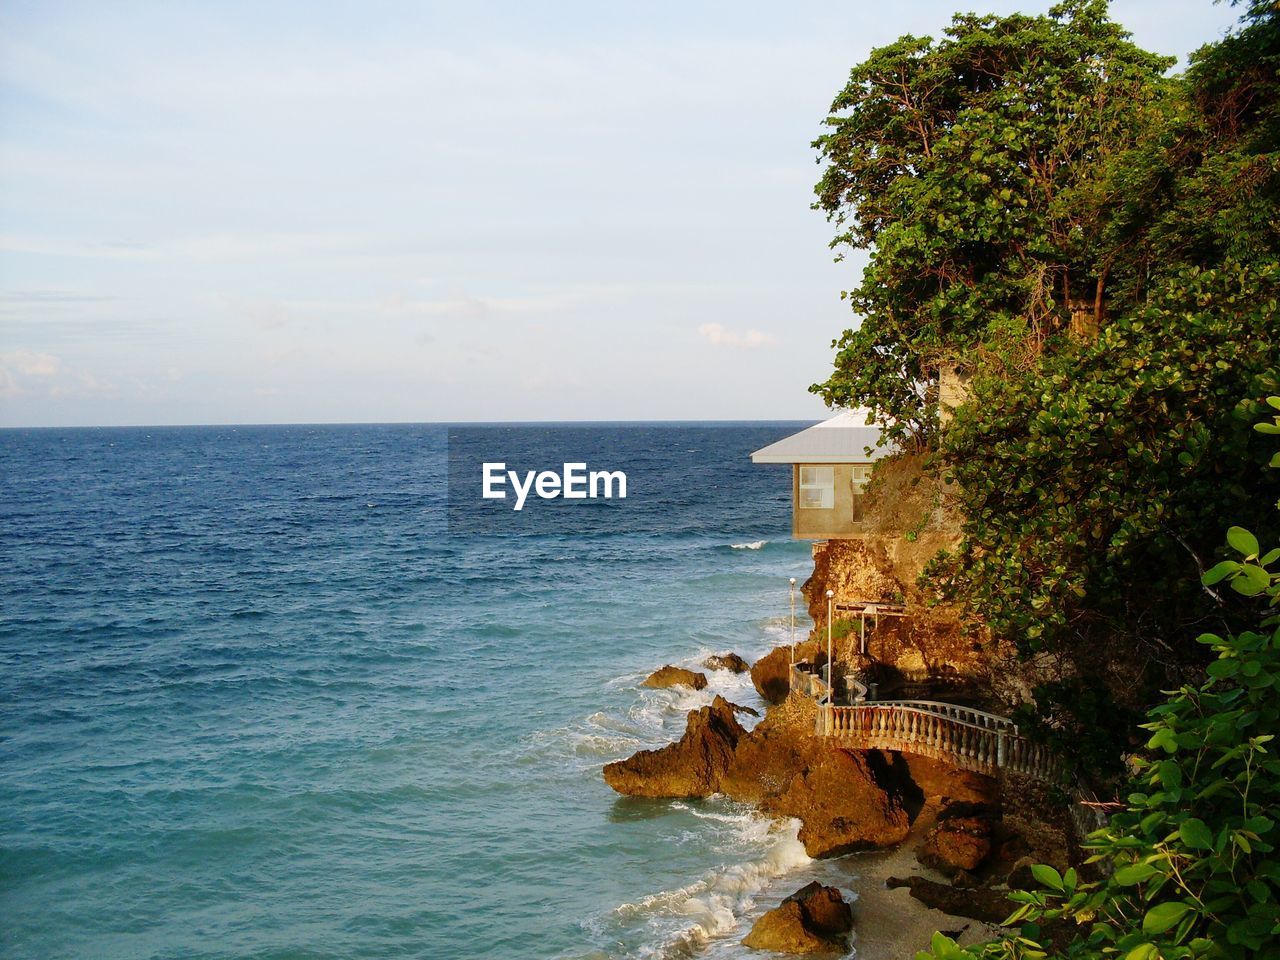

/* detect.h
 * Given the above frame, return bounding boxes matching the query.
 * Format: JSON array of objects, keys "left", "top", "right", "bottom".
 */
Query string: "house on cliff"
[{"left": 749, "top": 410, "right": 893, "bottom": 539}]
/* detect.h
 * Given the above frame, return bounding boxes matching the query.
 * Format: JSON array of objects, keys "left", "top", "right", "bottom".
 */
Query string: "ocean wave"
[
  {"left": 612, "top": 816, "right": 811, "bottom": 959},
  {"left": 729, "top": 541, "right": 767, "bottom": 550}
]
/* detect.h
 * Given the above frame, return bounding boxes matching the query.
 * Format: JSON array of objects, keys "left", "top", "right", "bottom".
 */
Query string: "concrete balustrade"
[{"left": 816, "top": 702, "right": 1059, "bottom": 781}]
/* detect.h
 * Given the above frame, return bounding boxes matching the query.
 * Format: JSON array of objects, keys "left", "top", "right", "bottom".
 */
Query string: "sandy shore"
[{"left": 846, "top": 844, "right": 1001, "bottom": 959}]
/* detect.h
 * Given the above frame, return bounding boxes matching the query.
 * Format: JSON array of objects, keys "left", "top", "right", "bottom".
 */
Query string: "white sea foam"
[
  {"left": 613, "top": 815, "right": 812, "bottom": 959},
  {"left": 729, "top": 540, "right": 767, "bottom": 550}
]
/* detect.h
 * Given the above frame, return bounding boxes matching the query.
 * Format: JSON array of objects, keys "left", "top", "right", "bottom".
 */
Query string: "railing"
[
  {"left": 816, "top": 701, "right": 1059, "bottom": 781},
  {"left": 789, "top": 661, "right": 828, "bottom": 700},
  {"left": 872, "top": 699, "right": 1019, "bottom": 733}
]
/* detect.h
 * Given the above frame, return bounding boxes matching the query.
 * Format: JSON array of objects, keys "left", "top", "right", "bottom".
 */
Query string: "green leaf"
[
  {"left": 1030, "top": 864, "right": 1063, "bottom": 890},
  {"left": 1179, "top": 818, "right": 1213, "bottom": 849},
  {"left": 1143, "top": 901, "right": 1192, "bottom": 935},
  {"left": 1115, "top": 862, "right": 1159, "bottom": 886},
  {"left": 1203, "top": 561, "right": 1238, "bottom": 585},
  {"left": 1157, "top": 759, "right": 1182, "bottom": 789},
  {"left": 1231, "top": 564, "right": 1272, "bottom": 596},
  {"left": 1228, "top": 526, "right": 1261, "bottom": 557},
  {"left": 1207, "top": 659, "right": 1239, "bottom": 679}
]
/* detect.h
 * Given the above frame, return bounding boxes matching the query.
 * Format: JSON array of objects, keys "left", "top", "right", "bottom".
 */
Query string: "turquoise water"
[{"left": 1, "top": 423, "right": 857, "bottom": 960}]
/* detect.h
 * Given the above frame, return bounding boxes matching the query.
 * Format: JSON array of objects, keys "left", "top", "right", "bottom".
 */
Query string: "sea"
[{"left": 0, "top": 422, "right": 862, "bottom": 960}]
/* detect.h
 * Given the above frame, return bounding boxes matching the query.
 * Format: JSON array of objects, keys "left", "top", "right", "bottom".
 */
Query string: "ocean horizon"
[{"left": 0, "top": 421, "right": 859, "bottom": 960}]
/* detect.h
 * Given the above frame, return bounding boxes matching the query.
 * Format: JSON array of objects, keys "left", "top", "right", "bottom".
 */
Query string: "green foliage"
[
  {"left": 915, "top": 405, "right": 1280, "bottom": 960},
  {"left": 930, "top": 263, "right": 1280, "bottom": 659},
  {"left": 810, "top": 0, "right": 1173, "bottom": 442},
  {"left": 830, "top": 616, "right": 860, "bottom": 642},
  {"left": 812, "top": 0, "right": 1280, "bottom": 767},
  {"left": 917, "top": 595, "right": 1280, "bottom": 960},
  {"left": 808, "top": 5, "right": 1280, "bottom": 955},
  {"left": 1008, "top": 680, "right": 1142, "bottom": 780}
]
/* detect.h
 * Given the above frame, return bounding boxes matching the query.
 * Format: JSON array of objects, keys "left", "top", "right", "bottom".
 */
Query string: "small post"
[
  {"left": 997, "top": 730, "right": 1007, "bottom": 769},
  {"left": 826, "top": 589, "right": 834, "bottom": 705},
  {"left": 789, "top": 577, "right": 797, "bottom": 669}
]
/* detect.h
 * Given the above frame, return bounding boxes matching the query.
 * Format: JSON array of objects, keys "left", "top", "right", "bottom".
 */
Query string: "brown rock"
[
  {"left": 752, "top": 639, "right": 830, "bottom": 704},
  {"left": 602, "top": 696, "right": 744, "bottom": 797},
  {"left": 641, "top": 665, "right": 707, "bottom": 690},
  {"left": 750, "top": 646, "right": 793, "bottom": 704},
  {"left": 903, "top": 755, "right": 999, "bottom": 806},
  {"left": 786, "top": 882, "right": 854, "bottom": 938},
  {"left": 763, "top": 749, "right": 912, "bottom": 857},
  {"left": 742, "top": 882, "right": 852, "bottom": 954},
  {"left": 704, "top": 652, "right": 750, "bottom": 673},
  {"left": 918, "top": 802, "right": 996, "bottom": 877},
  {"left": 720, "top": 698, "right": 822, "bottom": 805},
  {"left": 896, "top": 876, "right": 1014, "bottom": 925}
]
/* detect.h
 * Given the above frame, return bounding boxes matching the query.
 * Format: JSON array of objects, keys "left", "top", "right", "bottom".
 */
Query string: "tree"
[{"left": 810, "top": 0, "right": 1172, "bottom": 445}]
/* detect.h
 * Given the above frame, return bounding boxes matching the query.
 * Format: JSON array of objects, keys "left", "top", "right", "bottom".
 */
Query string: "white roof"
[{"left": 749, "top": 410, "right": 893, "bottom": 464}]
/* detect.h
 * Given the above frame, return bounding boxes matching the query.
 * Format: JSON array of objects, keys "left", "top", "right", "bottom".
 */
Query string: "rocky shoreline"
[
  {"left": 600, "top": 491, "right": 1077, "bottom": 956},
  {"left": 602, "top": 651, "right": 1072, "bottom": 955}
]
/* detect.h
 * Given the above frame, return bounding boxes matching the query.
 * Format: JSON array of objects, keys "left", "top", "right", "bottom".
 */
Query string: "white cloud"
[
  {"left": 697, "top": 323, "right": 775, "bottom": 349},
  {"left": 1, "top": 349, "right": 61, "bottom": 377}
]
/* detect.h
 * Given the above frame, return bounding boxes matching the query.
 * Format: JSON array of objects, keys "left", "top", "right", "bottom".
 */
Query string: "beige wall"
[
  {"left": 791, "top": 463, "right": 869, "bottom": 539},
  {"left": 938, "top": 363, "right": 971, "bottom": 425}
]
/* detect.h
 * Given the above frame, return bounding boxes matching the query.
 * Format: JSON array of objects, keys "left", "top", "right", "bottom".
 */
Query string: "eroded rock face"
[
  {"left": 917, "top": 802, "right": 996, "bottom": 876},
  {"left": 887, "top": 875, "right": 1013, "bottom": 926},
  {"left": 763, "top": 749, "right": 913, "bottom": 858},
  {"left": 641, "top": 665, "right": 708, "bottom": 690},
  {"left": 741, "top": 882, "right": 853, "bottom": 954},
  {"left": 720, "top": 697, "right": 822, "bottom": 805},
  {"left": 903, "top": 755, "right": 998, "bottom": 806},
  {"left": 750, "top": 646, "right": 793, "bottom": 704},
  {"left": 602, "top": 696, "right": 744, "bottom": 798},
  {"left": 704, "top": 652, "right": 750, "bottom": 673}
]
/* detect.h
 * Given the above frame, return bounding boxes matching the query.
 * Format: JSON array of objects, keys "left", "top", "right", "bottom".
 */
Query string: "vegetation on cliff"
[
  {"left": 812, "top": 0, "right": 1280, "bottom": 772},
  {"left": 921, "top": 406, "right": 1280, "bottom": 960},
  {"left": 811, "top": 2, "right": 1280, "bottom": 954}
]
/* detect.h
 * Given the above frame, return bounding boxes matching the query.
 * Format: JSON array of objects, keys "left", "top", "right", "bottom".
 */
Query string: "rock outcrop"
[
  {"left": 704, "top": 652, "right": 750, "bottom": 673},
  {"left": 902, "top": 755, "right": 998, "bottom": 807},
  {"left": 604, "top": 690, "right": 914, "bottom": 857},
  {"left": 886, "top": 876, "right": 1013, "bottom": 925},
  {"left": 641, "top": 665, "right": 707, "bottom": 690},
  {"left": 750, "top": 646, "right": 793, "bottom": 704},
  {"left": 917, "top": 802, "right": 996, "bottom": 876},
  {"left": 720, "top": 697, "right": 822, "bottom": 804},
  {"left": 763, "top": 749, "right": 914, "bottom": 857},
  {"left": 602, "top": 696, "right": 743, "bottom": 797},
  {"left": 741, "top": 882, "right": 853, "bottom": 954}
]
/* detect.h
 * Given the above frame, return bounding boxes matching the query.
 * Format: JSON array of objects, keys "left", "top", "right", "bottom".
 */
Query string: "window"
[
  {"left": 799, "top": 466, "right": 834, "bottom": 509},
  {"left": 851, "top": 464, "right": 872, "bottom": 496},
  {"left": 850, "top": 464, "right": 872, "bottom": 522}
]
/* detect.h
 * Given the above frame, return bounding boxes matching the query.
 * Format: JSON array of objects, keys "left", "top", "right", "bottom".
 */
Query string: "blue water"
[{"left": 1, "top": 423, "right": 837, "bottom": 960}]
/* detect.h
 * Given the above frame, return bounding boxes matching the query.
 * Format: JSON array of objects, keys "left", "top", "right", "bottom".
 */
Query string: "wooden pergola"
[{"left": 834, "top": 599, "right": 908, "bottom": 656}]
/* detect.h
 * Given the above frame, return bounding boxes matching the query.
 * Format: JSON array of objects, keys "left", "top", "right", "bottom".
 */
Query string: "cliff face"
[
  {"left": 799, "top": 454, "right": 991, "bottom": 688},
  {"left": 804, "top": 537, "right": 986, "bottom": 682}
]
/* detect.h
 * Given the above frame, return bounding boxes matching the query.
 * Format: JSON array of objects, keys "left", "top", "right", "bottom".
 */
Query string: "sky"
[{"left": 0, "top": 1, "right": 1246, "bottom": 427}]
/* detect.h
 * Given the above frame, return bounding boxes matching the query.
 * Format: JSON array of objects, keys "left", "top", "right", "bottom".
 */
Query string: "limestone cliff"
[{"left": 799, "top": 453, "right": 998, "bottom": 699}]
